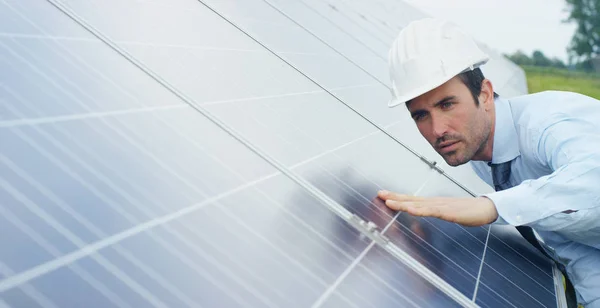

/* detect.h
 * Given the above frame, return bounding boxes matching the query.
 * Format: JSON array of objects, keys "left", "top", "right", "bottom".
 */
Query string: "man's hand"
[{"left": 377, "top": 190, "right": 499, "bottom": 227}]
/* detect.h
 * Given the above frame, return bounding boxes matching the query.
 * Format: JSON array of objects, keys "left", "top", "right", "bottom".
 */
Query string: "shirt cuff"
[
  {"left": 480, "top": 195, "right": 509, "bottom": 225},
  {"left": 482, "top": 184, "right": 541, "bottom": 225}
]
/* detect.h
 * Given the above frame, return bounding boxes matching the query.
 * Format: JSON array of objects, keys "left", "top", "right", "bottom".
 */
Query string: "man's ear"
[{"left": 479, "top": 79, "right": 494, "bottom": 110}]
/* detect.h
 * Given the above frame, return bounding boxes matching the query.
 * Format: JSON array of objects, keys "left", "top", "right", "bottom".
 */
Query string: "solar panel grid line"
[
  {"left": 335, "top": 1, "right": 397, "bottom": 39},
  {"left": 213, "top": 207, "right": 349, "bottom": 300},
  {"left": 0, "top": 210, "right": 170, "bottom": 308},
  {"left": 0, "top": 157, "right": 204, "bottom": 308},
  {"left": 472, "top": 228, "right": 491, "bottom": 301},
  {"left": 201, "top": 84, "right": 380, "bottom": 107},
  {"left": 284, "top": 0, "right": 389, "bottom": 58},
  {"left": 119, "top": 40, "right": 265, "bottom": 53},
  {"left": 0, "top": 261, "right": 59, "bottom": 308},
  {"left": 0, "top": 178, "right": 165, "bottom": 308},
  {"left": 379, "top": 222, "right": 483, "bottom": 292},
  {"left": 2, "top": 1, "right": 206, "bottom": 111},
  {"left": 0, "top": 166, "right": 273, "bottom": 293},
  {"left": 0, "top": 39, "right": 102, "bottom": 110},
  {"left": 346, "top": 0, "right": 398, "bottom": 29},
  {"left": 230, "top": 93, "right": 388, "bottom": 198},
  {"left": 292, "top": 0, "right": 386, "bottom": 61},
  {"left": 311, "top": 170, "right": 437, "bottom": 308},
  {"left": 38, "top": 1, "right": 484, "bottom": 305},
  {"left": 0, "top": 38, "right": 114, "bottom": 114},
  {"left": 0, "top": 216, "right": 133, "bottom": 308},
  {"left": 479, "top": 263, "right": 550, "bottom": 305},
  {"left": 488, "top": 232, "right": 552, "bottom": 279},
  {"left": 311, "top": 241, "right": 378, "bottom": 308},
  {"left": 380, "top": 226, "right": 484, "bottom": 290},
  {"left": 482, "top": 247, "right": 554, "bottom": 294},
  {"left": 259, "top": 0, "right": 389, "bottom": 88},
  {"left": 309, "top": 0, "right": 391, "bottom": 47},
  {"left": 474, "top": 243, "right": 555, "bottom": 307},
  {"left": 473, "top": 283, "right": 525, "bottom": 308},
  {"left": 410, "top": 219, "right": 486, "bottom": 260},
  {"left": 0, "top": 103, "right": 188, "bottom": 128},
  {"left": 331, "top": 0, "right": 397, "bottom": 41},
  {"left": 1, "top": 232, "right": 136, "bottom": 308},
  {"left": 0, "top": 32, "right": 97, "bottom": 42},
  {"left": 382, "top": 244, "right": 478, "bottom": 308},
  {"left": 0, "top": 30, "right": 277, "bottom": 55}
]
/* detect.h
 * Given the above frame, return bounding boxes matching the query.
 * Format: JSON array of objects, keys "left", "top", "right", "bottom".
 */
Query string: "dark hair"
[{"left": 457, "top": 68, "right": 499, "bottom": 105}]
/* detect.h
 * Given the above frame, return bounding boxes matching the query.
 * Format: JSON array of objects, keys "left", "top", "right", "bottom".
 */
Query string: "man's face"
[{"left": 407, "top": 76, "right": 492, "bottom": 166}]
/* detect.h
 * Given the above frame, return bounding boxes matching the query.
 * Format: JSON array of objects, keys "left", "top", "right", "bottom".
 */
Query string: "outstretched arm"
[{"left": 377, "top": 190, "right": 498, "bottom": 227}]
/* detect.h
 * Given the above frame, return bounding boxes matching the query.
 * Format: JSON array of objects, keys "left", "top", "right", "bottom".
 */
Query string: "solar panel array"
[{"left": 0, "top": 0, "right": 561, "bottom": 307}]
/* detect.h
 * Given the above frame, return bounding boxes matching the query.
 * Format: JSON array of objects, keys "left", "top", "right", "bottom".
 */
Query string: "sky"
[{"left": 402, "top": 0, "right": 578, "bottom": 62}]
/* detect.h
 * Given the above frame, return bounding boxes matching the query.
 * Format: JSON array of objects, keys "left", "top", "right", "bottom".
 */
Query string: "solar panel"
[{"left": 1, "top": 0, "right": 561, "bottom": 307}]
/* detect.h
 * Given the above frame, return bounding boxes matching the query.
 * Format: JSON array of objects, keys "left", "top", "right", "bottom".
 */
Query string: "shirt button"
[{"left": 516, "top": 215, "right": 523, "bottom": 223}]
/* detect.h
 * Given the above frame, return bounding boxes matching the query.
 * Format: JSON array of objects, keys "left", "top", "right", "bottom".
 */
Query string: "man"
[{"left": 377, "top": 18, "right": 600, "bottom": 307}]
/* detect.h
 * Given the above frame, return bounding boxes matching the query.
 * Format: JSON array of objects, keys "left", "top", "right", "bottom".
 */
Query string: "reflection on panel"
[
  {"left": 476, "top": 225, "right": 556, "bottom": 308},
  {"left": 321, "top": 246, "right": 461, "bottom": 308}
]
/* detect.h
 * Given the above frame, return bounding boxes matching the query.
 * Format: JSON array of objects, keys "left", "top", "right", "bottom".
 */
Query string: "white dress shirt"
[{"left": 470, "top": 91, "right": 600, "bottom": 307}]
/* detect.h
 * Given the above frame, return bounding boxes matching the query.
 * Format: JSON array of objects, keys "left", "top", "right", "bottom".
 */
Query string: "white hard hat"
[{"left": 388, "top": 18, "right": 489, "bottom": 107}]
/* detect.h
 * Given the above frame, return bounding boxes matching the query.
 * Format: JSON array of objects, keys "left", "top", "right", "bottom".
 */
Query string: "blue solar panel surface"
[{"left": 0, "top": 0, "right": 559, "bottom": 307}]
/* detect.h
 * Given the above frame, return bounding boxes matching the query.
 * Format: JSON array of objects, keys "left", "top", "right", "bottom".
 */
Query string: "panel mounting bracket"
[
  {"left": 419, "top": 156, "right": 446, "bottom": 174},
  {"left": 348, "top": 214, "right": 390, "bottom": 246}
]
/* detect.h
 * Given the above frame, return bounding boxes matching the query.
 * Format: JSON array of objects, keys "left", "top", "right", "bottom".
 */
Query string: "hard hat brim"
[{"left": 388, "top": 57, "right": 489, "bottom": 108}]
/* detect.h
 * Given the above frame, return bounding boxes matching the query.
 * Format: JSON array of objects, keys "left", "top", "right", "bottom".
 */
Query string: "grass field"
[{"left": 521, "top": 65, "right": 600, "bottom": 99}]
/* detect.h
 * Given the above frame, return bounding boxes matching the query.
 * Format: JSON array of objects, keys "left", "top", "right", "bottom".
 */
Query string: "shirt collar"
[{"left": 490, "top": 97, "right": 520, "bottom": 164}]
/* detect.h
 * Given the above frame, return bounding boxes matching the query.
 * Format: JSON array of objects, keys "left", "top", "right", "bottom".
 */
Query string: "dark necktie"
[{"left": 489, "top": 161, "right": 577, "bottom": 307}]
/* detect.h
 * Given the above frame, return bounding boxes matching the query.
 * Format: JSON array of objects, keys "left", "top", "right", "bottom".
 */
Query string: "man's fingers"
[
  {"left": 378, "top": 190, "right": 424, "bottom": 201},
  {"left": 406, "top": 206, "right": 445, "bottom": 219},
  {"left": 385, "top": 200, "right": 447, "bottom": 219},
  {"left": 385, "top": 199, "right": 408, "bottom": 211}
]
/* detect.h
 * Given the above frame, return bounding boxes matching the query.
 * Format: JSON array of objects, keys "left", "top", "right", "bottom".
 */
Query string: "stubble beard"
[{"left": 440, "top": 120, "right": 491, "bottom": 167}]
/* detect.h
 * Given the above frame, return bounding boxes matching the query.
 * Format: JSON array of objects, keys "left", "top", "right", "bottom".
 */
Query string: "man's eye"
[
  {"left": 413, "top": 114, "right": 425, "bottom": 121},
  {"left": 441, "top": 102, "right": 453, "bottom": 109}
]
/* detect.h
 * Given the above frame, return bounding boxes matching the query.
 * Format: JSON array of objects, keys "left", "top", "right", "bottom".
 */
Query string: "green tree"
[
  {"left": 565, "top": 0, "right": 600, "bottom": 60},
  {"left": 532, "top": 50, "right": 552, "bottom": 67},
  {"left": 550, "top": 57, "right": 567, "bottom": 69},
  {"left": 506, "top": 50, "right": 533, "bottom": 66}
]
